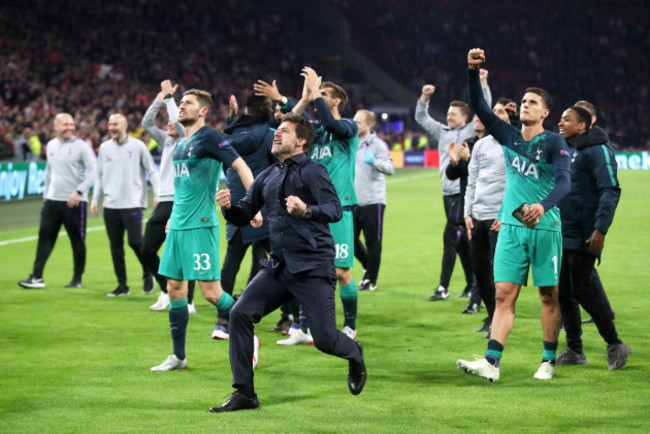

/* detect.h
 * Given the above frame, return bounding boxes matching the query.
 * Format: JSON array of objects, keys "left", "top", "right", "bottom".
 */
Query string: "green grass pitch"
[{"left": 0, "top": 168, "right": 648, "bottom": 432}]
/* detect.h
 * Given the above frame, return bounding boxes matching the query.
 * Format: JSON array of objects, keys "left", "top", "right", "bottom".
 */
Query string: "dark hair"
[
  {"left": 568, "top": 106, "right": 592, "bottom": 130},
  {"left": 280, "top": 114, "right": 316, "bottom": 153},
  {"left": 524, "top": 87, "right": 553, "bottom": 111},
  {"left": 496, "top": 97, "right": 516, "bottom": 108},
  {"left": 449, "top": 100, "right": 470, "bottom": 118},
  {"left": 574, "top": 100, "right": 596, "bottom": 118},
  {"left": 246, "top": 93, "right": 273, "bottom": 121},
  {"left": 183, "top": 89, "right": 213, "bottom": 110},
  {"left": 322, "top": 81, "right": 349, "bottom": 113},
  {"left": 496, "top": 98, "right": 518, "bottom": 121}
]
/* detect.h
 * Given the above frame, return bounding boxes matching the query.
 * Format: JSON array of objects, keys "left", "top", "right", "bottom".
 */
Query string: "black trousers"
[
  {"left": 103, "top": 207, "right": 148, "bottom": 287},
  {"left": 229, "top": 259, "right": 361, "bottom": 395},
  {"left": 469, "top": 218, "right": 498, "bottom": 318},
  {"left": 558, "top": 249, "right": 619, "bottom": 352},
  {"left": 440, "top": 194, "right": 473, "bottom": 289},
  {"left": 32, "top": 200, "right": 87, "bottom": 279},
  {"left": 141, "top": 201, "right": 195, "bottom": 300},
  {"left": 219, "top": 230, "right": 270, "bottom": 320},
  {"left": 353, "top": 203, "right": 386, "bottom": 284}
]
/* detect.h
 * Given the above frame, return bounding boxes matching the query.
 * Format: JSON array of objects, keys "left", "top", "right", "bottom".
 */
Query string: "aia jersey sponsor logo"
[
  {"left": 310, "top": 145, "right": 333, "bottom": 161},
  {"left": 511, "top": 156, "right": 539, "bottom": 179},
  {"left": 174, "top": 162, "right": 190, "bottom": 178}
]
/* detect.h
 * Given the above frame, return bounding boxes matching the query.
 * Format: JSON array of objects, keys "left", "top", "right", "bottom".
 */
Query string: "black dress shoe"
[
  {"left": 65, "top": 277, "right": 82, "bottom": 288},
  {"left": 348, "top": 342, "right": 367, "bottom": 395},
  {"left": 209, "top": 391, "right": 259, "bottom": 413}
]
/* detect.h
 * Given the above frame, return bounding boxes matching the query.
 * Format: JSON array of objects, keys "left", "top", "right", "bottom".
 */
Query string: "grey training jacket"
[
  {"left": 44, "top": 136, "right": 97, "bottom": 202},
  {"left": 92, "top": 136, "right": 160, "bottom": 209},
  {"left": 464, "top": 135, "right": 505, "bottom": 220}
]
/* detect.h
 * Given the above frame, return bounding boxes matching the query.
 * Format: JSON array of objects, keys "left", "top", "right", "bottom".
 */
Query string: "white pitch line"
[
  {"left": 0, "top": 225, "right": 107, "bottom": 246},
  {"left": 0, "top": 171, "right": 437, "bottom": 246}
]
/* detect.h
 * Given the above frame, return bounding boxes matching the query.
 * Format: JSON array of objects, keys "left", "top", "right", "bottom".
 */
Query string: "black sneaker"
[
  {"left": 209, "top": 391, "right": 259, "bottom": 413},
  {"left": 143, "top": 274, "right": 156, "bottom": 294},
  {"left": 270, "top": 318, "right": 292, "bottom": 333},
  {"left": 429, "top": 287, "right": 449, "bottom": 301},
  {"left": 581, "top": 317, "right": 594, "bottom": 324},
  {"left": 107, "top": 285, "right": 130, "bottom": 297},
  {"left": 348, "top": 342, "right": 367, "bottom": 395},
  {"left": 19, "top": 274, "right": 46, "bottom": 289},
  {"left": 359, "top": 281, "right": 377, "bottom": 291},
  {"left": 455, "top": 286, "right": 471, "bottom": 298},
  {"left": 474, "top": 317, "right": 492, "bottom": 333},
  {"left": 462, "top": 302, "right": 481, "bottom": 314},
  {"left": 65, "top": 277, "right": 82, "bottom": 288},
  {"left": 607, "top": 341, "right": 631, "bottom": 370},
  {"left": 556, "top": 347, "right": 588, "bottom": 366}
]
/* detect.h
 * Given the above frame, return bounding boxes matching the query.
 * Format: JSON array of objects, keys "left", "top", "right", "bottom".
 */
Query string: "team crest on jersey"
[
  {"left": 511, "top": 156, "right": 539, "bottom": 179},
  {"left": 311, "top": 146, "right": 333, "bottom": 160},
  {"left": 535, "top": 148, "right": 542, "bottom": 161}
]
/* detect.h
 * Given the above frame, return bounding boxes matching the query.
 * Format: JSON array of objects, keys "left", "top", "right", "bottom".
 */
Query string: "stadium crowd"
[
  {"left": 1, "top": 0, "right": 648, "bottom": 162},
  {"left": 335, "top": 0, "right": 649, "bottom": 150}
]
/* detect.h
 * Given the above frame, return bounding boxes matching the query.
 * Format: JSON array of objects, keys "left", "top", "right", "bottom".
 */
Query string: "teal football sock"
[
  {"left": 169, "top": 297, "right": 189, "bottom": 360},
  {"left": 340, "top": 279, "right": 358, "bottom": 330}
]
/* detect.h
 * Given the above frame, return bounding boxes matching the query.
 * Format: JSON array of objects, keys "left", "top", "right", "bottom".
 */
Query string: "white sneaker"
[
  {"left": 457, "top": 357, "right": 500, "bottom": 382},
  {"left": 212, "top": 325, "right": 229, "bottom": 340},
  {"left": 342, "top": 326, "right": 357, "bottom": 340},
  {"left": 277, "top": 328, "right": 314, "bottom": 346},
  {"left": 252, "top": 335, "right": 260, "bottom": 369},
  {"left": 188, "top": 302, "right": 197, "bottom": 314},
  {"left": 283, "top": 324, "right": 299, "bottom": 336},
  {"left": 150, "top": 292, "right": 170, "bottom": 311},
  {"left": 533, "top": 361, "right": 555, "bottom": 380},
  {"left": 151, "top": 354, "right": 187, "bottom": 372}
]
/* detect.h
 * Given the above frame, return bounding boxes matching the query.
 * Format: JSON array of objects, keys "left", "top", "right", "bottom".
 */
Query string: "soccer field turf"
[{"left": 0, "top": 168, "right": 648, "bottom": 432}]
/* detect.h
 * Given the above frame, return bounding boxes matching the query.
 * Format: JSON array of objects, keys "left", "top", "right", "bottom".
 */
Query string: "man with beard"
[
  {"left": 91, "top": 113, "right": 160, "bottom": 296},
  {"left": 19, "top": 113, "right": 96, "bottom": 289},
  {"left": 151, "top": 89, "right": 256, "bottom": 372}
]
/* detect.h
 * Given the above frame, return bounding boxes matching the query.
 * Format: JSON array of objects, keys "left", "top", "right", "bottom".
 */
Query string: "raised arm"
[
  {"left": 467, "top": 49, "right": 513, "bottom": 144},
  {"left": 414, "top": 84, "right": 443, "bottom": 140}
]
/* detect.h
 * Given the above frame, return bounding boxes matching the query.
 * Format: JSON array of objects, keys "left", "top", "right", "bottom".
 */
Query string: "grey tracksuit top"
[
  {"left": 141, "top": 97, "right": 185, "bottom": 202},
  {"left": 354, "top": 132, "right": 394, "bottom": 206},
  {"left": 415, "top": 86, "right": 491, "bottom": 196},
  {"left": 44, "top": 136, "right": 97, "bottom": 202},
  {"left": 92, "top": 136, "right": 160, "bottom": 209},
  {"left": 464, "top": 135, "right": 505, "bottom": 220}
]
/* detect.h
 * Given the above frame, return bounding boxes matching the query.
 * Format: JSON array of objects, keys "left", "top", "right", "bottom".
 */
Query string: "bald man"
[
  {"left": 19, "top": 113, "right": 97, "bottom": 289},
  {"left": 91, "top": 113, "right": 160, "bottom": 297}
]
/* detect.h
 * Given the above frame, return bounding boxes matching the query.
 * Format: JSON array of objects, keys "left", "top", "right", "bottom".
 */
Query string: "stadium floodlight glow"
[{"left": 381, "top": 113, "right": 389, "bottom": 121}]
